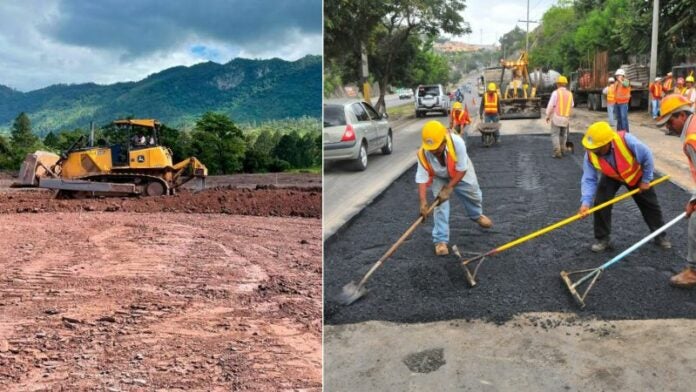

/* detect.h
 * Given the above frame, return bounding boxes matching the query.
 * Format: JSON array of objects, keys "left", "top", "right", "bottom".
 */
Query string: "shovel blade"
[{"left": 338, "top": 281, "right": 367, "bottom": 306}]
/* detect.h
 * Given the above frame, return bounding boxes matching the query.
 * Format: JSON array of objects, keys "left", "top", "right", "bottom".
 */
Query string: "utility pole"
[
  {"left": 649, "top": 0, "right": 659, "bottom": 81},
  {"left": 518, "top": 0, "right": 538, "bottom": 53}
]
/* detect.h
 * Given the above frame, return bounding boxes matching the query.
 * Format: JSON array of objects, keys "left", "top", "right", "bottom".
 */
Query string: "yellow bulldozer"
[{"left": 14, "top": 119, "right": 208, "bottom": 197}]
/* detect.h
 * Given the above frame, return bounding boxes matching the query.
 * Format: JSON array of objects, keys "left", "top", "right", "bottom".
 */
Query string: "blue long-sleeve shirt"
[{"left": 580, "top": 133, "right": 654, "bottom": 206}]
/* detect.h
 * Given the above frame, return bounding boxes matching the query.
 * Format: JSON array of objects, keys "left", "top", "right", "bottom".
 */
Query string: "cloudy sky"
[
  {"left": 0, "top": 0, "right": 321, "bottom": 91},
  {"left": 453, "top": 0, "right": 557, "bottom": 45}
]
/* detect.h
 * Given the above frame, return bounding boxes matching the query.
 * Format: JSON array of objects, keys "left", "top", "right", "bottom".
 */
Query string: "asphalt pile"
[{"left": 325, "top": 133, "right": 696, "bottom": 325}]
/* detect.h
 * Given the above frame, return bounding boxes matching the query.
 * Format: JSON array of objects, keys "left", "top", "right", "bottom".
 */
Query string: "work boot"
[
  {"left": 591, "top": 239, "right": 611, "bottom": 253},
  {"left": 669, "top": 267, "right": 696, "bottom": 288},
  {"left": 552, "top": 148, "right": 562, "bottom": 159},
  {"left": 435, "top": 242, "right": 449, "bottom": 256},
  {"left": 476, "top": 215, "right": 493, "bottom": 229},
  {"left": 655, "top": 236, "right": 672, "bottom": 250}
]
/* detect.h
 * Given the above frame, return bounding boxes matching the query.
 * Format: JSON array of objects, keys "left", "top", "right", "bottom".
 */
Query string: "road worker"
[
  {"left": 579, "top": 121, "right": 671, "bottom": 252},
  {"left": 479, "top": 82, "right": 501, "bottom": 143},
  {"left": 613, "top": 69, "right": 631, "bottom": 132},
  {"left": 417, "top": 120, "right": 492, "bottom": 256},
  {"left": 649, "top": 77, "right": 664, "bottom": 120},
  {"left": 449, "top": 101, "right": 471, "bottom": 137},
  {"left": 545, "top": 75, "right": 574, "bottom": 158},
  {"left": 603, "top": 77, "right": 617, "bottom": 128},
  {"left": 683, "top": 75, "right": 696, "bottom": 111},
  {"left": 656, "top": 94, "right": 696, "bottom": 287}
]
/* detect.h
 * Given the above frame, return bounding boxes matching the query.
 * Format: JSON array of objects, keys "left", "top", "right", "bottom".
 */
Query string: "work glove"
[
  {"left": 419, "top": 200, "right": 429, "bottom": 219},
  {"left": 686, "top": 200, "right": 696, "bottom": 218},
  {"left": 437, "top": 185, "right": 454, "bottom": 203},
  {"left": 623, "top": 79, "right": 630, "bottom": 87}
]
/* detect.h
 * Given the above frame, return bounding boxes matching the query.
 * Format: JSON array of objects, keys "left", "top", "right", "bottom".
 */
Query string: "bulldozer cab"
[{"left": 112, "top": 119, "right": 160, "bottom": 166}]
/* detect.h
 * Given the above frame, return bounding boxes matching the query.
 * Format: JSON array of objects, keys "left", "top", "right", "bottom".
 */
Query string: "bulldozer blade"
[
  {"left": 338, "top": 281, "right": 367, "bottom": 305},
  {"left": 499, "top": 98, "right": 541, "bottom": 120},
  {"left": 12, "top": 151, "right": 60, "bottom": 187}
]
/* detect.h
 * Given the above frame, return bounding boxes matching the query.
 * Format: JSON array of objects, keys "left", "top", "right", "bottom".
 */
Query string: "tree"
[
  {"left": 190, "top": 112, "right": 246, "bottom": 175},
  {"left": 368, "top": 0, "right": 470, "bottom": 112},
  {"left": 43, "top": 132, "right": 59, "bottom": 149},
  {"left": 11, "top": 112, "right": 38, "bottom": 149},
  {"left": 499, "top": 26, "right": 526, "bottom": 56}
]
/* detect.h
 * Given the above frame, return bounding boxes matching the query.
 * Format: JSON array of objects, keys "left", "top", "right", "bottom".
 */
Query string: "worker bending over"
[
  {"left": 579, "top": 121, "right": 671, "bottom": 252},
  {"left": 417, "top": 121, "right": 492, "bottom": 256}
]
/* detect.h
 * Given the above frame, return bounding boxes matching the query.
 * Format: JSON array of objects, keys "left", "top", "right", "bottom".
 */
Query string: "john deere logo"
[
  {"left": 137, "top": 155, "right": 145, "bottom": 163},
  {"left": 587, "top": 137, "right": 593, "bottom": 144},
  {"left": 425, "top": 137, "right": 434, "bottom": 146}
]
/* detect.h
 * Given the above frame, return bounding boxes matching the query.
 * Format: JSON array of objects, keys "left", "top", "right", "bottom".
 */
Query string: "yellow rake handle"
[{"left": 494, "top": 175, "right": 670, "bottom": 254}]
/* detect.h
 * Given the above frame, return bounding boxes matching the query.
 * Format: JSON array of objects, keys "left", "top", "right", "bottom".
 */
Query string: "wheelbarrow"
[{"left": 476, "top": 122, "right": 500, "bottom": 147}]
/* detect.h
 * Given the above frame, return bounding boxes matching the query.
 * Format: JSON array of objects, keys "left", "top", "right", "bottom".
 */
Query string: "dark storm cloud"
[{"left": 47, "top": 0, "right": 321, "bottom": 58}]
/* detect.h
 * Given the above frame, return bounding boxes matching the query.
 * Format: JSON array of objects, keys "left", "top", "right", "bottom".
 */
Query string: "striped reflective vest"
[
  {"left": 663, "top": 78, "right": 673, "bottom": 92},
  {"left": 483, "top": 93, "right": 498, "bottom": 114},
  {"left": 614, "top": 81, "right": 631, "bottom": 104},
  {"left": 416, "top": 133, "right": 458, "bottom": 187},
  {"left": 554, "top": 88, "right": 572, "bottom": 117},
  {"left": 682, "top": 115, "right": 696, "bottom": 183},
  {"left": 607, "top": 84, "right": 616, "bottom": 104},
  {"left": 588, "top": 131, "right": 642, "bottom": 186},
  {"left": 649, "top": 82, "right": 663, "bottom": 99},
  {"left": 451, "top": 109, "right": 470, "bottom": 126}
]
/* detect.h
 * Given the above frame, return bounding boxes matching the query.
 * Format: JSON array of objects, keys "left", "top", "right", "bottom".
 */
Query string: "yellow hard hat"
[
  {"left": 656, "top": 94, "right": 693, "bottom": 126},
  {"left": 557, "top": 75, "right": 568, "bottom": 84},
  {"left": 421, "top": 121, "right": 447, "bottom": 151},
  {"left": 487, "top": 82, "right": 496, "bottom": 92},
  {"left": 687, "top": 75, "right": 695, "bottom": 83},
  {"left": 452, "top": 101, "right": 463, "bottom": 110},
  {"left": 582, "top": 121, "right": 615, "bottom": 150}
]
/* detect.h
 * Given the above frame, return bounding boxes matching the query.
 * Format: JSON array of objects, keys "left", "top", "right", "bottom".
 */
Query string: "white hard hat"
[
  {"left": 655, "top": 77, "right": 662, "bottom": 81},
  {"left": 615, "top": 69, "right": 626, "bottom": 76},
  {"left": 608, "top": 77, "right": 615, "bottom": 82}
]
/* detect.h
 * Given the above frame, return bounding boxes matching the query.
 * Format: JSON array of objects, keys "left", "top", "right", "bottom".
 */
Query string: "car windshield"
[
  {"left": 418, "top": 86, "right": 439, "bottom": 97},
  {"left": 324, "top": 105, "right": 346, "bottom": 127}
]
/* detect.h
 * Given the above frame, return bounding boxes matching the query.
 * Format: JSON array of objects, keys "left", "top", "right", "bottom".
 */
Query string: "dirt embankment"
[{"left": 0, "top": 186, "right": 321, "bottom": 218}]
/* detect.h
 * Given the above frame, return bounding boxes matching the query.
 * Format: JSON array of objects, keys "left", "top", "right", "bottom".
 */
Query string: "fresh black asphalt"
[{"left": 324, "top": 133, "right": 696, "bottom": 325}]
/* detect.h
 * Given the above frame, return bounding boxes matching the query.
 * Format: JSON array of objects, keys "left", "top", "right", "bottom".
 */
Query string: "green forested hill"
[{"left": 0, "top": 55, "right": 321, "bottom": 136}]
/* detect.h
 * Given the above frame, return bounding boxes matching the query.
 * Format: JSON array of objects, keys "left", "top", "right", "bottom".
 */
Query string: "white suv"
[{"left": 415, "top": 84, "right": 450, "bottom": 117}]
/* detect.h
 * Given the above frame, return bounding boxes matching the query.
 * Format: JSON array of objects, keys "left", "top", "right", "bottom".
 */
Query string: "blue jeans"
[
  {"left": 607, "top": 104, "right": 616, "bottom": 128},
  {"left": 484, "top": 114, "right": 500, "bottom": 139},
  {"left": 614, "top": 103, "right": 629, "bottom": 132},
  {"left": 651, "top": 99, "right": 660, "bottom": 119},
  {"left": 430, "top": 176, "right": 483, "bottom": 244}
]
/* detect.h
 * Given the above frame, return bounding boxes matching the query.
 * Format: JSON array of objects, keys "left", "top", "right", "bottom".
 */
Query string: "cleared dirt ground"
[{"left": 0, "top": 173, "right": 321, "bottom": 391}]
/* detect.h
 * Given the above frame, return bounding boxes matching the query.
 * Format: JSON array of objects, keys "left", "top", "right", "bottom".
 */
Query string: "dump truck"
[
  {"left": 14, "top": 119, "right": 208, "bottom": 197},
  {"left": 570, "top": 50, "right": 649, "bottom": 111},
  {"left": 480, "top": 52, "right": 541, "bottom": 119}
]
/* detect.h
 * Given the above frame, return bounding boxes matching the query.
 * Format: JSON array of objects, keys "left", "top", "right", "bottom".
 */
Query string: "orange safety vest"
[
  {"left": 416, "top": 133, "right": 459, "bottom": 187},
  {"left": 614, "top": 81, "right": 631, "bottom": 104},
  {"left": 649, "top": 82, "right": 663, "bottom": 99},
  {"left": 588, "top": 131, "right": 642, "bottom": 186},
  {"left": 663, "top": 78, "right": 673, "bottom": 92},
  {"left": 682, "top": 115, "right": 696, "bottom": 183},
  {"left": 483, "top": 92, "right": 498, "bottom": 114},
  {"left": 607, "top": 84, "right": 616, "bottom": 104},
  {"left": 554, "top": 88, "right": 572, "bottom": 117},
  {"left": 451, "top": 109, "right": 470, "bottom": 126}
]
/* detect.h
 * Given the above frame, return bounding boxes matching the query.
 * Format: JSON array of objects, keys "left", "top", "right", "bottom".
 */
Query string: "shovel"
[
  {"left": 338, "top": 198, "right": 441, "bottom": 305},
  {"left": 453, "top": 175, "right": 671, "bottom": 287},
  {"left": 561, "top": 212, "right": 686, "bottom": 308}
]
